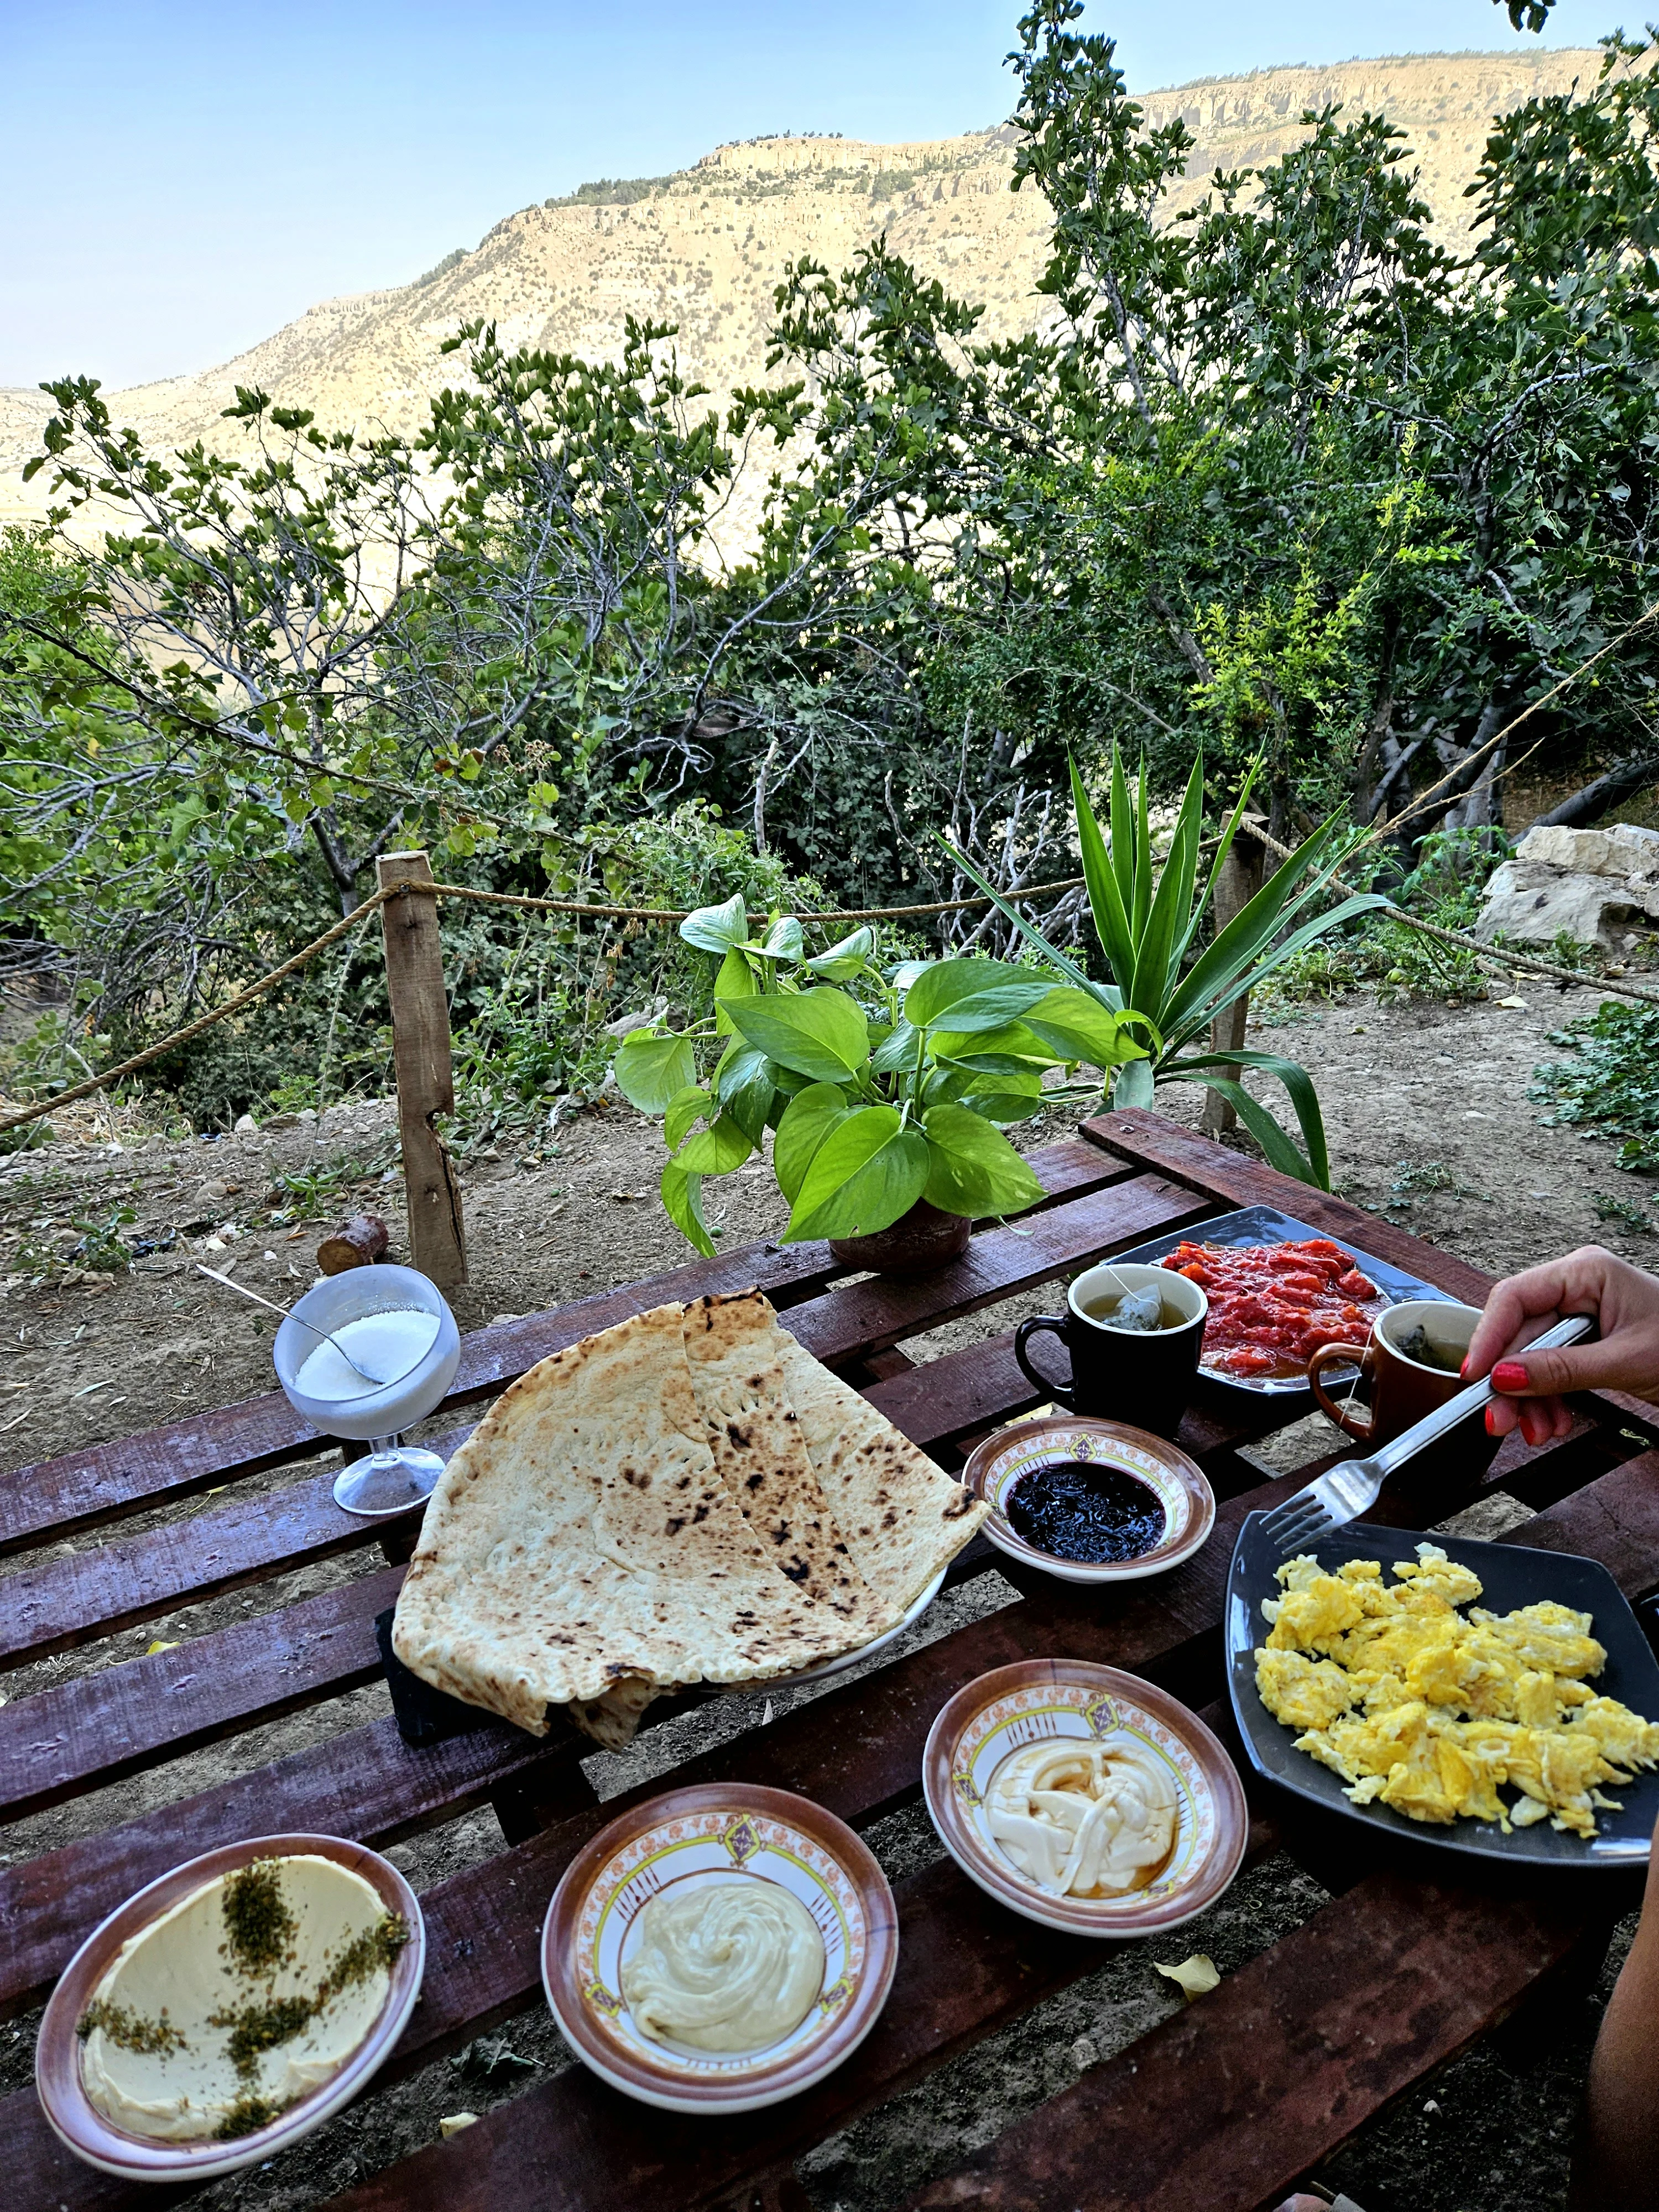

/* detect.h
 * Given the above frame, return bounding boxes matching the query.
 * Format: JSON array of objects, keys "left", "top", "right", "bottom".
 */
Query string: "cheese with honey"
[{"left": 987, "top": 1737, "right": 1178, "bottom": 1897}]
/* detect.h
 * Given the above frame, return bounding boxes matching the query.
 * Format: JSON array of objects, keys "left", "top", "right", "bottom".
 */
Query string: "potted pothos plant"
[{"left": 611, "top": 894, "right": 1147, "bottom": 1270}]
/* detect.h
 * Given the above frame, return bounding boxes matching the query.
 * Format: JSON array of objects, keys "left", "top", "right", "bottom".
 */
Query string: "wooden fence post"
[
  {"left": 378, "top": 851, "right": 468, "bottom": 1288},
  {"left": 1200, "top": 822, "right": 1266, "bottom": 1139}
]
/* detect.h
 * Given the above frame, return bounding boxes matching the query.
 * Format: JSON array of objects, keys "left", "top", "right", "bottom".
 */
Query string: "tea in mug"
[{"left": 1077, "top": 1287, "right": 1186, "bottom": 1334}]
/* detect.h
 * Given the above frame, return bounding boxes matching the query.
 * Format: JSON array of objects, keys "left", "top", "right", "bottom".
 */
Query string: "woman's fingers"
[
  {"left": 1517, "top": 1396, "right": 1568, "bottom": 1447},
  {"left": 1485, "top": 1396, "right": 1572, "bottom": 1444},
  {"left": 1491, "top": 1337, "right": 1627, "bottom": 1397},
  {"left": 1465, "top": 1266, "right": 1579, "bottom": 1375}
]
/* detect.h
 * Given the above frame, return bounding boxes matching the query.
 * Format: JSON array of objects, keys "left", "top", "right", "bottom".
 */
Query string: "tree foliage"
[{"left": 6, "top": 0, "right": 1659, "bottom": 1132}]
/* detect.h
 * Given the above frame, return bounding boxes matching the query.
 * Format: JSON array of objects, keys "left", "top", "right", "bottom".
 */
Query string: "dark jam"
[{"left": 1005, "top": 1460, "right": 1166, "bottom": 1564}]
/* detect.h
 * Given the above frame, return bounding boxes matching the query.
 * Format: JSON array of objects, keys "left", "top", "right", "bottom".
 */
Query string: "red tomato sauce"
[{"left": 1158, "top": 1238, "right": 1380, "bottom": 1382}]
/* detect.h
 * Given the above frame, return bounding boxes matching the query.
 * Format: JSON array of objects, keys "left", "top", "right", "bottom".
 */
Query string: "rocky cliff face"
[{"left": 0, "top": 48, "right": 1601, "bottom": 528}]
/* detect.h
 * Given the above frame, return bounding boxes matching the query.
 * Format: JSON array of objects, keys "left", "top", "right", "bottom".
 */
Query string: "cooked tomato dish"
[{"left": 1157, "top": 1238, "right": 1381, "bottom": 1382}]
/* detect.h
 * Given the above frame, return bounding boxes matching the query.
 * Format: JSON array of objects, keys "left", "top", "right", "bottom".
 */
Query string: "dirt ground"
[{"left": 0, "top": 975, "right": 1650, "bottom": 2210}]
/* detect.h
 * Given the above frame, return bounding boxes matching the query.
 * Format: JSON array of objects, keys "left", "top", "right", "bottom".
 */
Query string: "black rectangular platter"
[{"left": 1228, "top": 1514, "right": 1659, "bottom": 1867}]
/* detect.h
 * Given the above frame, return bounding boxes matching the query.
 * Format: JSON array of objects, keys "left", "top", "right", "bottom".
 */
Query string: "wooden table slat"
[
  {"left": 0, "top": 1172, "right": 1212, "bottom": 1674},
  {"left": 0, "top": 1706, "right": 573, "bottom": 2020},
  {"left": 1498, "top": 1445, "right": 1659, "bottom": 1590},
  {"left": 9, "top": 1112, "right": 1655, "bottom": 2212},
  {"left": 0, "top": 1457, "right": 1275, "bottom": 2017},
  {"left": 0, "top": 1773, "right": 1281, "bottom": 2212},
  {"left": 0, "top": 1319, "right": 1295, "bottom": 1825},
  {"left": 0, "top": 1248, "right": 831, "bottom": 1560},
  {"left": 782, "top": 1171, "right": 1210, "bottom": 1363},
  {"left": 11, "top": 1423, "right": 1647, "bottom": 2028},
  {"left": 1082, "top": 1108, "right": 1500, "bottom": 1302},
  {"left": 309, "top": 1772, "right": 1288, "bottom": 2212},
  {"left": 271, "top": 1448, "right": 1659, "bottom": 2212},
  {"left": 0, "top": 1139, "right": 1131, "bottom": 1561},
  {"left": 1084, "top": 1113, "right": 1659, "bottom": 1452},
  {"left": 898, "top": 1872, "right": 1588, "bottom": 2212},
  {"left": 0, "top": 1457, "right": 421, "bottom": 1674},
  {"left": 0, "top": 1564, "right": 404, "bottom": 1822}
]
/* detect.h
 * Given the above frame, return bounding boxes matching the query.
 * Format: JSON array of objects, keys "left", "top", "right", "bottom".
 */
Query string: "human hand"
[{"left": 1463, "top": 1245, "right": 1659, "bottom": 1445}]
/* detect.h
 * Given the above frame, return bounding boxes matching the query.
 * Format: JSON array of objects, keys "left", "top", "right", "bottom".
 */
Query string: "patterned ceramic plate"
[
  {"left": 923, "top": 1661, "right": 1248, "bottom": 1936},
  {"left": 542, "top": 1783, "right": 899, "bottom": 2112},
  {"left": 35, "top": 1834, "right": 425, "bottom": 2182},
  {"left": 962, "top": 1417, "right": 1214, "bottom": 1584}
]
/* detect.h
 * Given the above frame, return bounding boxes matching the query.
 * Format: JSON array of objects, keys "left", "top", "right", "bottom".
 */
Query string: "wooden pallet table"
[{"left": 3, "top": 1109, "right": 1656, "bottom": 2211}]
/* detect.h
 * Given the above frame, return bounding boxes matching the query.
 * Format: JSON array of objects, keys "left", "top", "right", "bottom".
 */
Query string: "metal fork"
[{"left": 1257, "top": 1313, "right": 1595, "bottom": 1557}]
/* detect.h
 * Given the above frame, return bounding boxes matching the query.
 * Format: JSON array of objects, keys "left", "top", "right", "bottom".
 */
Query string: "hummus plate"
[
  {"left": 543, "top": 1782, "right": 898, "bottom": 2112},
  {"left": 36, "top": 1834, "right": 424, "bottom": 2182}
]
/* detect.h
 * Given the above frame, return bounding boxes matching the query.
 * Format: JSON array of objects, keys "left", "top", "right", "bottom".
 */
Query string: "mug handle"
[
  {"left": 1307, "top": 1341, "right": 1378, "bottom": 1442},
  {"left": 1014, "top": 1315, "right": 1076, "bottom": 1411}
]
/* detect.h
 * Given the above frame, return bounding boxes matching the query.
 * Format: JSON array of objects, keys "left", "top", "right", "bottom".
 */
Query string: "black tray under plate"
[{"left": 1108, "top": 1203, "right": 1462, "bottom": 1400}]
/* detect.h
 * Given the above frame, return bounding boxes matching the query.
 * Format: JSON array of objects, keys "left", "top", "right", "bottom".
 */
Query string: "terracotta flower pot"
[{"left": 828, "top": 1198, "right": 972, "bottom": 1275}]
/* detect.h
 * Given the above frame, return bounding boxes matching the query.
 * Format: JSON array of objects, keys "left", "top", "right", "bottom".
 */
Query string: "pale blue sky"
[{"left": 0, "top": 0, "right": 1611, "bottom": 390}]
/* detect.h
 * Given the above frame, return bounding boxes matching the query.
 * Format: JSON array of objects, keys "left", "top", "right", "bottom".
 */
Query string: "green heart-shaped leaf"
[{"left": 785, "top": 1105, "right": 929, "bottom": 1241}]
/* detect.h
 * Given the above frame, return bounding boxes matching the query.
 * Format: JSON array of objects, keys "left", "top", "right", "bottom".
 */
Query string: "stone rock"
[
  {"left": 1474, "top": 821, "right": 1659, "bottom": 947},
  {"left": 1514, "top": 821, "right": 1659, "bottom": 879},
  {"left": 233, "top": 1113, "right": 259, "bottom": 1135}
]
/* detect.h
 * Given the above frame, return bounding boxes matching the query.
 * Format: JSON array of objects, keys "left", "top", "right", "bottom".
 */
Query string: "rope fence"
[
  {"left": 1246, "top": 821, "right": 1659, "bottom": 1011},
  {"left": 4, "top": 801, "right": 1658, "bottom": 1143},
  {"left": 0, "top": 871, "right": 1088, "bottom": 1137}
]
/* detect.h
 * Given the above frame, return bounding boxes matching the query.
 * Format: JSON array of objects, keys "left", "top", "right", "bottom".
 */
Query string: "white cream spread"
[
  {"left": 987, "top": 1737, "right": 1178, "bottom": 1897},
  {"left": 620, "top": 1879, "right": 825, "bottom": 2052},
  {"left": 79, "top": 1854, "right": 403, "bottom": 2142}
]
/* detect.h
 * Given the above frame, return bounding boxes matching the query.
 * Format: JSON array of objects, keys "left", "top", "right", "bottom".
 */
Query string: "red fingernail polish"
[
  {"left": 1485, "top": 1407, "right": 1499, "bottom": 1435},
  {"left": 1492, "top": 1361, "right": 1529, "bottom": 1392}
]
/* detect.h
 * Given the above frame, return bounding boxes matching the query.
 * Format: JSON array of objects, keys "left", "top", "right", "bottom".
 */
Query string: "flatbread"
[
  {"left": 767, "top": 1321, "right": 988, "bottom": 1615},
  {"left": 681, "top": 1291, "right": 885, "bottom": 1628},
  {"left": 391, "top": 1301, "right": 860, "bottom": 1736}
]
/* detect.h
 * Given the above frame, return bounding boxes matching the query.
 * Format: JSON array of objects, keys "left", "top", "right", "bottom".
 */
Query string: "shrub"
[{"left": 1531, "top": 1000, "right": 1659, "bottom": 1172}]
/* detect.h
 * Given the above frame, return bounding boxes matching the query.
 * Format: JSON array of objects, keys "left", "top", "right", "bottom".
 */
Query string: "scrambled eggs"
[{"left": 1254, "top": 1543, "right": 1659, "bottom": 1837}]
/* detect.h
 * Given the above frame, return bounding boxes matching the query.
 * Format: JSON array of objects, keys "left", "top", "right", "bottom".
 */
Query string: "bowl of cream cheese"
[
  {"left": 542, "top": 1782, "right": 898, "bottom": 2112},
  {"left": 922, "top": 1661, "right": 1248, "bottom": 1937},
  {"left": 36, "top": 1835, "right": 424, "bottom": 2180}
]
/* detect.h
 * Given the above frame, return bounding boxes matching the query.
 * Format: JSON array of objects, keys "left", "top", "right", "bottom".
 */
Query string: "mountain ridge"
[{"left": 0, "top": 47, "right": 1604, "bottom": 528}]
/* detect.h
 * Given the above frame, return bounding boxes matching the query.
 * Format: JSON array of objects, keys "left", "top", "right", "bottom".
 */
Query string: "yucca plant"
[{"left": 947, "top": 750, "right": 1389, "bottom": 1188}]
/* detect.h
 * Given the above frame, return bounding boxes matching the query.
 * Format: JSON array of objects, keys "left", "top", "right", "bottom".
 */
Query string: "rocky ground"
[{"left": 0, "top": 973, "right": 1650, "bottom": 2211}]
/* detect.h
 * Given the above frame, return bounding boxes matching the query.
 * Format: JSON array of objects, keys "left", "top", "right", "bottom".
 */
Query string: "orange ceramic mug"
[{"left": 1307, "top": 1298, "right": 1484, "bottom": 1447}]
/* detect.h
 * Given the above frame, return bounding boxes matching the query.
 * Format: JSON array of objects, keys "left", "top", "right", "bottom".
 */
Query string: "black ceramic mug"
[{"left": 1014, "top": 1261, "right": 1208, "bottom": 1439}]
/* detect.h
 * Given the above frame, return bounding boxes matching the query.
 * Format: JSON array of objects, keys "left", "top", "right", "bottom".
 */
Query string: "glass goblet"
[{"left": 274, "top": 1263, "right": 461, "bottom": 1518}]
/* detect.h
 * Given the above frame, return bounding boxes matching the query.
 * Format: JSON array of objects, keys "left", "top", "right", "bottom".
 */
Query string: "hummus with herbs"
[
  {"left": 988, "top": 1737, "right": 1178, "bottom": 1898},
  {"left": 620, "top": 1880, "right": 825, "bottom": 2052},
  {"left": 77, "top": 1855, "right": 408, "bottom": 2142}
]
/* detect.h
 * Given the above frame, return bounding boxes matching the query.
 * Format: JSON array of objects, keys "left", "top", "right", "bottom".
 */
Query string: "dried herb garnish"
[
  {"left": 206, "top": 1912, "right": 409, "bottom": 2083},
  {"left": 210, "top": 1994, "right": 317, "bottom": 2078},
  {"left": 219, "top": 1859, "right": 298, "bottom": 1979},
  {"left": 215, "top": 2092, "right": 283, "bottom": 2141},
  {"left": 321, "top": 1913, "right": 410, "bottom": 2001},
  {"left": 75, "top": 1999, "right": 187, "bottom": 2056}
]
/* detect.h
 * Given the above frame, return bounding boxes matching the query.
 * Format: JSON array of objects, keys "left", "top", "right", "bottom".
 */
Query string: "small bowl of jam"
[{"left": 962, "top": 1416, "right": 1215, "bottom": 1585}]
